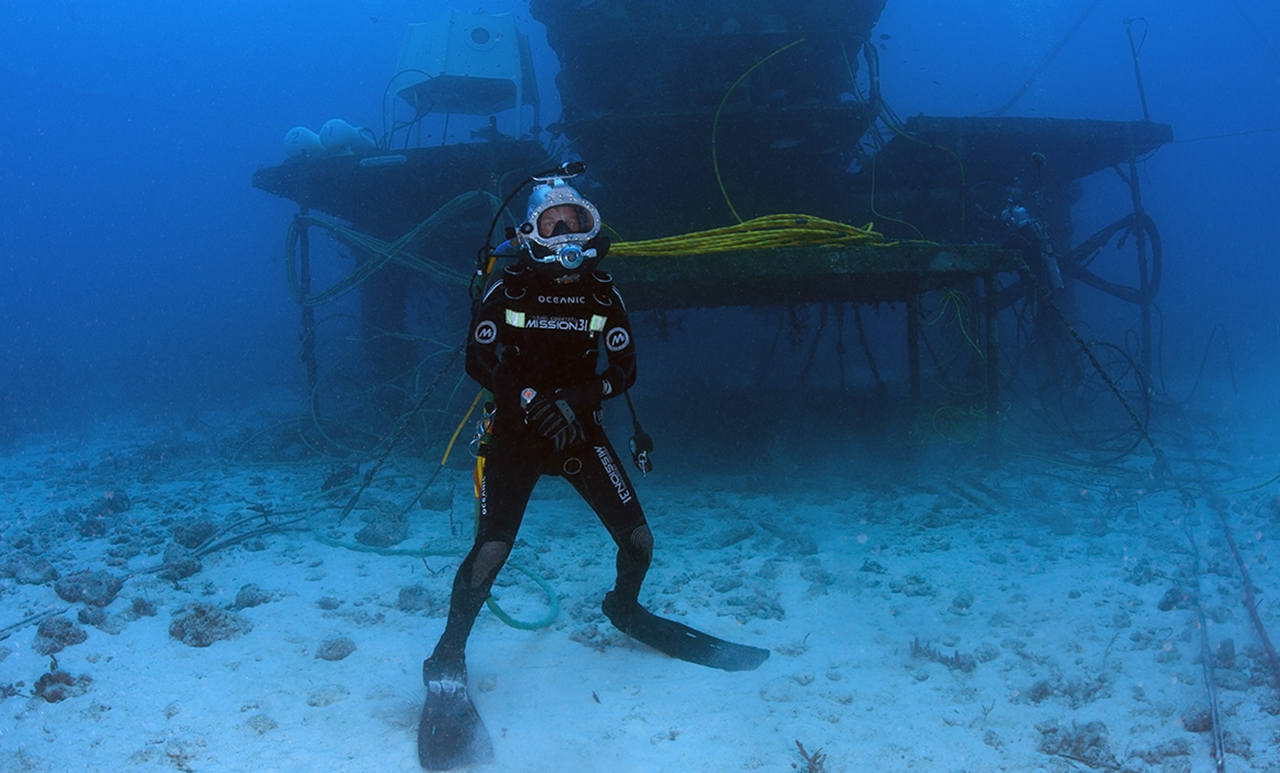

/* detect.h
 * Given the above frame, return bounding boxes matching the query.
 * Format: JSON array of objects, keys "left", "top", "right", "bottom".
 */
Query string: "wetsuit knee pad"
[
  {"left": 617, "top": 524, "right": 653, "bottom": 576},
  {"left": 629, "top": 525, "right": 653, "bottom": 557},
  {"left": 469, "top": 541, "right": 511, "bottom": 590}
]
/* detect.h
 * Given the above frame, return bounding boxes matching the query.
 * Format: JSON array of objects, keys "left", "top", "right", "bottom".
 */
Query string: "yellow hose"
[{"left": 609, "top": 214, "right": 886, "bottom": 258}]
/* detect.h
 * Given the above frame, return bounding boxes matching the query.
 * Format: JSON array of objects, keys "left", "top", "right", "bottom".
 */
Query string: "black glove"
[{"left": 523, "top": 389, "right": 583, "bottom": 450}]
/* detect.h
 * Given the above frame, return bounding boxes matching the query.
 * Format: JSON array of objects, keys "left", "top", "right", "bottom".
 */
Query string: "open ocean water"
[{"left": 2, "top": 2, "right": 1279, "bottom": 771}]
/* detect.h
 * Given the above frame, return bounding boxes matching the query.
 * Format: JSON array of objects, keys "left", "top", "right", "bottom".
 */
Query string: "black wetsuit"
[{"left": 429, "top": 262, "right": 652, "bottom": 667}]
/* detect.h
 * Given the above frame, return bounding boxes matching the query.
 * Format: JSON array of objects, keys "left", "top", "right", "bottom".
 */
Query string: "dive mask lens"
[{"left": 521, "top": 183, "right": 602, "bottom": 268}]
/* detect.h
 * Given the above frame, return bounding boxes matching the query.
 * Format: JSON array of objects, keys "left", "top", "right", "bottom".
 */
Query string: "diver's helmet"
[{"left": 516, "top": 179, "right": 602, "bottom": 273}]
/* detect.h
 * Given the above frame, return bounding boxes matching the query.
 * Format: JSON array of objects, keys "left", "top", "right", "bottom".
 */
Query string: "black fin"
[
  {"left": 603, "top": 592, "right": 770, "bottom": 672},
  {"left": 418, "top": 669, "right": 494, "bottom": 770}
]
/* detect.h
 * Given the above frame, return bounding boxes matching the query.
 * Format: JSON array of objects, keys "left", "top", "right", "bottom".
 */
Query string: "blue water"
[
  {"left": 2, "top": 0, "right": 1277, "bottom": 442},
  {"left": 3, "top": 3, "right": 1280, "bottom": 771}
]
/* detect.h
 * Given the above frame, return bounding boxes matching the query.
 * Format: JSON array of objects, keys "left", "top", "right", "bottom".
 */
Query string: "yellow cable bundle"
[{"left": 608, "top": 214, "right": 886, "bottom": 258}]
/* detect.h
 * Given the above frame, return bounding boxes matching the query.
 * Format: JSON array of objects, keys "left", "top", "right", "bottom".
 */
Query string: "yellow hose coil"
[{"left": 608, "top": 214, "right": 886, "bottom": 258}]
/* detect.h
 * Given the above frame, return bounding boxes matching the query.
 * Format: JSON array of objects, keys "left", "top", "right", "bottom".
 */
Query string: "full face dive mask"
[{"left": 518, "top": 179, "right": 602, "bottom": 270}]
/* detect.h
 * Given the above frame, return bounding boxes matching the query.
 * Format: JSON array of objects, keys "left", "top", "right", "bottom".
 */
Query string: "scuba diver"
[
  {"left": 418, "top": 168, "right": 768, "bottom": 770},
  {"left": 997, "top": 190, "right": 1085, "bottom": 394},
  {"left": 1000, "top": 195, "right": 1064, "bottom": 293}
]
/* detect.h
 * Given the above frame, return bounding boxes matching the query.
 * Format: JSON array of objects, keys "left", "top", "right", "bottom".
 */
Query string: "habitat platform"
[
  {"left": 874, "top": 116, "right": 1174, "bottom": 187},
  {"left": 860, "top": 116, "right": 1175, "bottom": 243},
  {"left": 251, "top": 141, "right": 552, "bottom": 235},
  {"left": 607, "top": 242, "right": 1022, "bottom": 311}
]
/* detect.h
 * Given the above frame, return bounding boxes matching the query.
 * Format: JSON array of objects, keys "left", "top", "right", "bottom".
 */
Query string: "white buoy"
[
  {"left": 283, "top": 126, "right": 324, "bottom": 157},
  {"left": 319, "top": 118, "right": 376, "bottom": 153}
]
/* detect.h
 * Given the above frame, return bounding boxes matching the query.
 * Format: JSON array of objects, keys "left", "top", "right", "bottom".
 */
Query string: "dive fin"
[
  {"left": 418, "top": 662, "right": 494, "bottom": 770},
  {"left": 603, "top": 592, "right": 770, "bottom": 672}
]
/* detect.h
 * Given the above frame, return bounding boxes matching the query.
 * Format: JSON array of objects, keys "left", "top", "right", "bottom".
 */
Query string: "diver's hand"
[{"left": 522, "top": 389, "right": 583, "bottom": 450}]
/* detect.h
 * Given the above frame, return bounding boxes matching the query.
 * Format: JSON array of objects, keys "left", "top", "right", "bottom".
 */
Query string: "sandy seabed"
[{"left": 2, "top": 403, "right": 1279, "bottom": 773}]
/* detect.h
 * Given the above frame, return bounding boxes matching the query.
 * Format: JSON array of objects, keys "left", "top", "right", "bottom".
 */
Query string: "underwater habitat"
[{"left": 3, "top": 0, "right": 1280, "bottom": 771}]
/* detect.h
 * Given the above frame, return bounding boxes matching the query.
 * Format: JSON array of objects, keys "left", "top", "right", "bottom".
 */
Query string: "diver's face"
[{"left": 537, "top": 204, "right": 581, "bottom": 238}]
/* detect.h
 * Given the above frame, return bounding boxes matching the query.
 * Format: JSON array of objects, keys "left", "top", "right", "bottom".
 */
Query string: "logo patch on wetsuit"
[
  {"left": 605, "top": 327, "right": 630, "bottom": 352},
  {"left": 474, "top": 320, "right": 498, "bottom": 344},
  {"left": 595, "top": 445, "right": 633, "bottom": 504},
  {"left": 527, "top": 316, "right": 590, "bottom": 331}
]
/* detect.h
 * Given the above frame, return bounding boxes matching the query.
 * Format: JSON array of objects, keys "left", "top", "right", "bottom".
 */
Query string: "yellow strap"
[
  {"left": 473, "top": 455, "right": 485, "bottom": 501},
  {"left": 441, "top": 389, "right": 484, "bottom": 466}
]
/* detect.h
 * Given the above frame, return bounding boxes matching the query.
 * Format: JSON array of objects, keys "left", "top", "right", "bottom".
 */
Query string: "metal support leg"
[
  {"left": 1128, "top": 155, "right": 1152, "bottom": 379},
  {"left": 297, "top": 208, "right": 320, "bottom": 420},
  {"left": 906, "top": 290, "right": 921, "bottom": 405},
  {"left": 983, "top": 274, "right": 1000, "bottom": 450}
]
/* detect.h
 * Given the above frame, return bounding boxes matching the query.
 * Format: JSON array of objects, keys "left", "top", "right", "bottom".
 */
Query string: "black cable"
[
  {"left": 379, "top": 68, "right": 436, "bottom": 148},
  {"left": 336, "top": 342, "right": 465, "bottom": 525},
  {"left": 1124, "top": 18, "right": 1151, "bottom": 121},
  {"left": 1021, "top": 254, "right": 1169, "bottom": 477},
  {"left": 1182, "top": 507, "right": 1228, "bottom": 773},
  {"left": 1062, "top": 210, "right": 1162, "bottom": 305},
  {"left": 1168, "top": 324, "right": 1240, "bottom": 405},
  {"left": 992, "top": 0, "right": 1106, "bottom": 116},
  {"left": 1225, "top": 0, "right": 1280, "bottom": 69},
  {"left": 470, "top": 161, "right": 586, "bottom": 298}
]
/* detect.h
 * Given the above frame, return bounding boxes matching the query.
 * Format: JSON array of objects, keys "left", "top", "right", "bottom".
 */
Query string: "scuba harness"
[
  {"left": 469, "top": 160, "right": 654, "bottom": 477},
  {"left": 336, "top": 161, "right": 653, "bottom": 534}
]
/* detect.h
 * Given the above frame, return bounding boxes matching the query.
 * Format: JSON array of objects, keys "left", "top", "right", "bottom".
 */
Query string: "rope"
[
  {"left": 1018, "top": 254, "right": 1165, "bottom": 470},
  {"left": 1212, "top": 496, "right": 1280, "bottom": 691},
  {"left": 485, "top": 565, "right": 561, "bottom": 630},
  {"left": 845, "top": 41, "right": 966, "bottom": 236},
  {"left": 711, "top": 38, "right": 808, "bottom": 222},
  {"left": 335, "top": 342, "right": 465, "bottom": 525},
  {"left": 286, "top": 191, "right": 502, "bottom": 307},
  {"left": 273, "top": 188, "right": 561, "bottom": 633},
  {"left": 1023, "top": 252, "right": 1271, "bottom": 771},
  {"left": 304, "top": 480, "right": 559, "bottom": 631},
  {"left": 609, "top": 214, "right": 885, "bottom": 258},
  {"left": 993, "top": 0, "right": 1106, "bottom": 116},
  {"left": 1181, "top": 508, "right": 1228, "bottom": 773}
]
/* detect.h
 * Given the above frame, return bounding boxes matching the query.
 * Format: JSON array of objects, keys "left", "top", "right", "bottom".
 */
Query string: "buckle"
[{"left": 628, "top": 432, "right": 654, "bottom": 475}]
